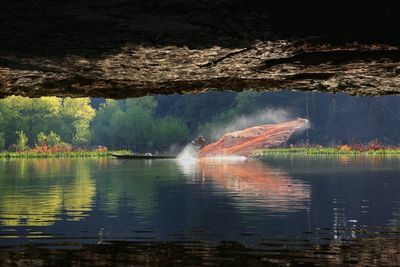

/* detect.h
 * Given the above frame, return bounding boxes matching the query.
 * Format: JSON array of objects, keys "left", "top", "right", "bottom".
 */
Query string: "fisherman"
[{"left": 191, "top": 135, "right": 208, "bottom": 148}]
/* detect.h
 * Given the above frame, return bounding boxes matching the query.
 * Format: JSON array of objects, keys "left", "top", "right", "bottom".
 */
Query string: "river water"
[{"left": 0, "top": 157, "right": 400, "bottom": 266}]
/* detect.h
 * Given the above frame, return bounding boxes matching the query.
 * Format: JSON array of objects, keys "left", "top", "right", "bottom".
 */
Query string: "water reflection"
[
  {"left": 0, "top": 157, "right": 400, "bottom": 266},
  {"left": 181, "top": 159, "right": 310, "bottom": 212},
  {"left": 0, "top": 159, "right": 95, "bottom": 227},
  {"left": 96, "top": 159, "right": 183, "bottom": 217},
  {"left": 63, "top": 160, "right": 95, "bottom": 221}
]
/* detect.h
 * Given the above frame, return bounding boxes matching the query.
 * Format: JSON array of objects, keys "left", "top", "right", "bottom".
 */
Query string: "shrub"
[
  {"left": 53, "top": 142, "right": 72, "bottom": 153},
  {"left": 349, "top": 143, "right": 367, "bottom": 152},
  {"left": 37, "top": 132, "right": 47, "bottom": 146},
  {"left": 16, "top": 130, "right": 28, "bottom": 151},
  {"left": 8, "top": 144, "right": 18, "bottom": 152},
  {"left": 30, "top": 146, "right": 52, "bottom": 153},
  {"left": 367, "top": 139, "right": 382, "bottom": 151},
  {"left": 72, "top": 136, "right": 89, "bottom": 147},
  {"left": 338, "top": 145, "right": 351, "bottom": 152},
  {"left": 47, "top": 131, "right": 61, "bottom": 147},
  {"left": 96, "top": 145, "right": 108, "bottom": 152}
]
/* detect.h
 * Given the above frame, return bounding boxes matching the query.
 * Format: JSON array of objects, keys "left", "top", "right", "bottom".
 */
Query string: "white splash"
[
  {"left": 177, "top": 144, "right": 247, "bottom": 162},
  {"left": 176, "top": 144, "right": 199, "bottom": 179},
  {"left": 177, "top": 144, "right": 198, "bottom": 160}
]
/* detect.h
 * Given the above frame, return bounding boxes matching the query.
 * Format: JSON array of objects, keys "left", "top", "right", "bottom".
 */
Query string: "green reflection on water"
[
  {"left": 3, "top": 156, "right": 398, "bottom": 229},
  {"left": 0, "top": 158, "right": 184, "bottom": 227},
  {"left": 0, "top": 159, "right": 95, "bottom": 227},
  {"left": 96, "top": 159, "right": 184, "bottom": 216}
]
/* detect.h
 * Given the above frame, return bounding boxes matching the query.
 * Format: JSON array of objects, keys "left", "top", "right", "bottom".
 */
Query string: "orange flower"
[{"left": 338, "top": 145, "right": 351, "bottom": 152}]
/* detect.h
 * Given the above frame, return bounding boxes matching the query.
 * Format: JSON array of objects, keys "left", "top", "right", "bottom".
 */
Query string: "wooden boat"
[{"left": 111, "top": 153, "right": 177, "bottom": 159}]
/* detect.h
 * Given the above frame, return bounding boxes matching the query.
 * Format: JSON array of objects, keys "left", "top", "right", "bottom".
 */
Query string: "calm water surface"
[{"left": 0, "top": 156, "right": 400, "bottom": 266}]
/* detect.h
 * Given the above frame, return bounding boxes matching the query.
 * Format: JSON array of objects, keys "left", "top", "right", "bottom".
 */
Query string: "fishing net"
[{"left": 198, "top": 118, "right": 309, "bottom": 157}]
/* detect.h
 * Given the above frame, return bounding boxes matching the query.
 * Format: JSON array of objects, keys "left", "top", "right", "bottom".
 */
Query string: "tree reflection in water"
[
  {"left": 0, "top": 159, "right": 95, "bottom": 228},
  {"left": 0, "top": 158, "right": 400, "bottom": 266}
]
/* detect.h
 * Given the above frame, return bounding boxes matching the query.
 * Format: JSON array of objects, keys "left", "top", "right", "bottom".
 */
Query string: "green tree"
[
  {"left": 58, "top": 98, "right": 95, "bottom": 146},
  {"left": 16, "top": 130, "right": 28, "bottom": 151},
  {"left": 37, "top": 132, "right": 47, "bottom": 146},
  {"left": 154, "top": 116, "right": 189, "bottom": 150},
  {"left": 0, "top": 96, "right": 61, "bottom": 147},
  {"left": 123, "top": 97, "right": 157, "bottom": 150},
  {"left": 91, "top": 99, "right": 124, "bottom": 148},
  {"left": 47, "top": 131, "right": 62, "bottom": 147},
  {"left": 0, "top": 96, "right": 95, "bottom": 148},
  {"left": 91, "top": 97, "right": 189, "bottom": 151}
]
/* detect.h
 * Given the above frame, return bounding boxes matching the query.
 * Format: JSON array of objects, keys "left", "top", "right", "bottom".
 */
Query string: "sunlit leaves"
[
  {"left": 59, "top": 98, "right": 95, "bottom": 146},
  {"left": 15, "top": 130, "right": 28, "bottom": 151},
  {"left": 0, "top": 96, "right": 94, "bottom": 147},
  {"left": 0, "top": 95, "right": 189, "bottom": 151}
]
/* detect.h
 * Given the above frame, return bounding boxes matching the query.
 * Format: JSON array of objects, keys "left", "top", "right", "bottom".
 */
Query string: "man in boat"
[
  {"left": 192, "top": 118, "right": 309, "bottom": 158},
  {"left": 191, "top": 135, "right": 208, "bottom": 148}
]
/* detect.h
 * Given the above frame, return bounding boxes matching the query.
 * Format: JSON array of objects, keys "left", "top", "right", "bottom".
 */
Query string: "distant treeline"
[{"left": 1, "top": 91, "right": 400, "bottom": 153}]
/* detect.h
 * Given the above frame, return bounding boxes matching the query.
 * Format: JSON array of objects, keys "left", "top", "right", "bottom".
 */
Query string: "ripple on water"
[{"left": 0, "top": 157, "right": 399, "bottom": 266}]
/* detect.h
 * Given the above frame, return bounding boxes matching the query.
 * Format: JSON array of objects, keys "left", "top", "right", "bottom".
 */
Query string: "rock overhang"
[{"left": 1, "top": 0, "right": 400, "bottom": 98}]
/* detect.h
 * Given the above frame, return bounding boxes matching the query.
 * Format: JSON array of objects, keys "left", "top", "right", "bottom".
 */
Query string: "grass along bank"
[
  {"left": 255, "top": 146, "right": 400, "bottom": 157},
  {"left": 0, "top": 150, "right": 131, "bottom": 158}
]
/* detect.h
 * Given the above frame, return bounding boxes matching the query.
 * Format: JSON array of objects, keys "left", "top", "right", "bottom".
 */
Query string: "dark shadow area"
[
  {"left": 1, "top": 0, "right": 399, "bottom": 58},
  {"left": 260, "top": 50, "right": 400, "bottom": 69},
  {"left": 1, "top": 236, "right": 400, "bottom": 266}
]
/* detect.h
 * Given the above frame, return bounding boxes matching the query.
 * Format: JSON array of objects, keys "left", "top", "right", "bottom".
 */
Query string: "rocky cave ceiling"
[{"left": 1, "top": 0, "right": 400, "bottom": 98}]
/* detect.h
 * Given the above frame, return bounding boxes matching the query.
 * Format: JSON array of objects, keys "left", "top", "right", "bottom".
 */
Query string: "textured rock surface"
[{"left": 1, "top": 0, "right": 400, "bottom": 97}]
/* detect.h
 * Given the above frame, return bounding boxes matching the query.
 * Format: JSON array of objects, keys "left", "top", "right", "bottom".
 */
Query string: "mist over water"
[{"left": 207, "top": 108, "right": 292, "bottom": 140}]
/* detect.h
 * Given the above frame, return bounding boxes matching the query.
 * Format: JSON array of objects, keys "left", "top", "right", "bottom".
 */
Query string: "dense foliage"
[
  {"left": 91, "top": 97, "right": 189, "bottom": 152},
  {"left": 1, "top": 91, "right": 400, "bottom": 153},
  {"left": 156, "top": 91, "right": 400, "bottom": 146},
  {"left": 0, "top": 96, "right": 95, "bottom": 149}
]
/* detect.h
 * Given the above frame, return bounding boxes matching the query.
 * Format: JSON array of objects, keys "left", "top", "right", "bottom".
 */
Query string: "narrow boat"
[{"left": 111, "top": 153, "right": 177, "bottom": 159}]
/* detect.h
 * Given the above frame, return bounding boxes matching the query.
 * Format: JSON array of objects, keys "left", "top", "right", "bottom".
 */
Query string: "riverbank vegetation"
[
  {"left": 0, "top": 149, "right": 131, "bottom": 159},
  {"left": 0, "top": 151, "right": 110, "bottom": 158},
  {"left": 0, "top": 96, "right": 188, "bottom": 153},
  {"left": 1, "top": 91, "right": 400, "bottom": 154},
  {"left": 256, "top": 141, "right": 400, "bottom": 157}
]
